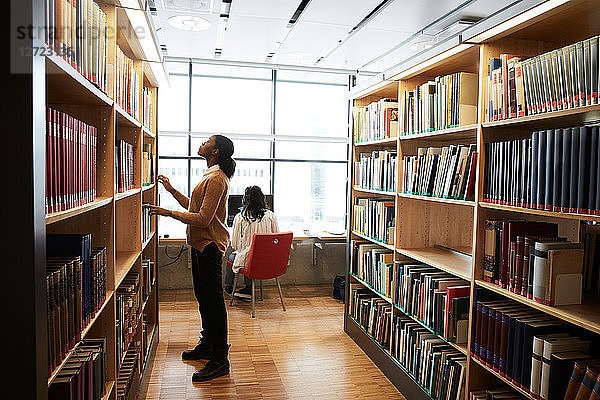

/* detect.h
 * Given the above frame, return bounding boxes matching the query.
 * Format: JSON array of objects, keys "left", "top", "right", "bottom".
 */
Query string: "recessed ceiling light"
[{"left": 168, "top": 15, "right": 211, "bottom": 31}]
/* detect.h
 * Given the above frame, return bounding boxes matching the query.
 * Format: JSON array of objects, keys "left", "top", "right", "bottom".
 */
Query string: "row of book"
[
  {"left": 402, "top": 144, "right": 477, "bottom": 201},
  {"left": 353, "top": 150, "right": 397, "bottom": 193},
  {"left": 116, "top": 271, "right": 141, "bottom": 371},
  {"left": 471, "top": 294, "right": 600, "bottom": 400},
  {"left": 483, "top": 126, "right": 600, "bottom": 214},
  {"left": 482, "top": 220, "right": 585, "bottom": 306},
  {"left": 116, "top": 139, "right": 135, "bottom": 193},
  {"left": 392, "top": 314, "right": 466, "bottom": 400},
  {"left": 564, "top": 359, "right": 600, "bottom": 400},
  {"left": 142, "top": 86, "right": 154, "bottom": 132},
  {"left": 485, "top": 36, "right": 599, "bottom": 122},
  {"left": 142, "top": 205, "right": 152, "bottom": 244},
  {"left": 348, "top": 285, "right": 391, "bottom": 347},
  {"left": 395, "top": 262, "right": 470, "bottom": 344},
  {"left": 141, "top": 257, "right": 155, "bottom": 301},
  {"left": 399, "top": 72, "right": 478, "bottom": 135},
  {"left": 44, "top": 0, "right": 109, "bottom": 93},
  {"left": 352, "top": 99, "right": 399, "bottom": 143},
  {"left": 46, "top": 107, "right": 98, "bottom": 214},
  {"left": 351, "top": 243, "right": 394, "bottom": 298},
  {"left": 48, "top": 339, "right": 107, "bottom": 400},
  {"left": 116, "top": 45, "right": 141, "bottom": 121},
  {"left": 117, "top": 346, "right": 141, "bottom": 400},
  {"left": 46, "top": 233, "right": 107, "bottom": 374},
  {"left": 352, "top": 198, "right": 395, "bottom": 245},
  {"left": 142, "top": 143, "right": 154, "bottom": 186}
]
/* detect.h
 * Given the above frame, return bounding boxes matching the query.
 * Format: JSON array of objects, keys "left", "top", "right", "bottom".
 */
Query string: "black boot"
[
  {"left": 192, "top": 344, "right": 230, "bottom": 382},
  {"left": 182, "top": 340, "right": 213, "bottom": 361}
]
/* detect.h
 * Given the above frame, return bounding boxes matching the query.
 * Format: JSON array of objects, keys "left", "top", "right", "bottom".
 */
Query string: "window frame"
[{"left": 157, "top": 62, "right": 352, "bottom": 238}]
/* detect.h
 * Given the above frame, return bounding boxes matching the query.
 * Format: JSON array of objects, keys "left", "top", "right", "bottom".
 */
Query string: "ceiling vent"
[
  {"left": 161, "top": 0, "right": 212, "bottom": 13},
  {"left": 160, "top": 44, "right": 168, "bottom": 55}
]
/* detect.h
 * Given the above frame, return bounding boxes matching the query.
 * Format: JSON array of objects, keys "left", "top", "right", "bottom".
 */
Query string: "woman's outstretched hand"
[
  {"left": 146, "top": 204, "right": 172, "bottom": 217},
  {"left": 157, "top": 174, "right": 174, "bottom": 193}
]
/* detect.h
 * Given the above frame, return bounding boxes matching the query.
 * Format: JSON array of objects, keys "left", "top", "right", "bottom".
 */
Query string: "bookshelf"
[
  {"left": 346, "top": 1, "right": 600, "bottom": 399},
  {"left": 13, "top": 0, "right": 160, "bottom": 397}
]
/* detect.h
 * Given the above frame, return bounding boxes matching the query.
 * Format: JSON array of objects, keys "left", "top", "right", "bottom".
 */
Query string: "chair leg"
[
  {"left": 251, "top": 279, "right": 256, "bottom": 318},
  {"left": 259, "top": 279, "right": 263, "bottom": 301},
  {"left": 275, "top": 277, "right": 286, "bottom": 312},
  {"left": 229, "top": 273, "right": 238, "bottom": 306}
]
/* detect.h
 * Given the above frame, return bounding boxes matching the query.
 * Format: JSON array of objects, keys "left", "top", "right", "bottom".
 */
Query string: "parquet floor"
[{"left": 140, "top": 284, "right": 405, "bottom": 399}]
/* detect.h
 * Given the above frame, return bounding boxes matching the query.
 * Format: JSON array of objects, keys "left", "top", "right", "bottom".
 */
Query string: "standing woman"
[{"left": 148, "top": 134, "right": 235, "bottom": 382}]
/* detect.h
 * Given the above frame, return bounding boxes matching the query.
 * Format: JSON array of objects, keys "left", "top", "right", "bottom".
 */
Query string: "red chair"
[{"left": 229, "top": 232, "right": 293, "bottom": 318}]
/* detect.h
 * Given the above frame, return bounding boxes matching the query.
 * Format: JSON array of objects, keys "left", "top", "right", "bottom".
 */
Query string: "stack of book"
[
  {"left": 116, "top": 139, "right": 134, "bottom": 193},
  {"left": 472, "top": 294, "right": 594, "bottom": 400},
  {"left": 117, "top": 346, "right": 141, "bottom": 400},
  {"left": 142, "top": 143, "right": 154, "bottom": 186},
  {"left": 141, "top": 257, "right": 154, "bottom": 301},
  {"left": 44, "top": 0, "right": 109, "bottom": 93},
  {"left": 348, "top": 284, "right": 392, "bottom": 348},
  {"left": 485, "top": 36, "right": 599, "bottom": 122},
  {"left": 482, "top": 219, "right": 585, "bottom": 306},
  {"left": 46, "top": 107, "right": 98, "bottom": 214},
  {"left": 352, "top": 198, "right": 395, "bottom": 244},
  {"left": 399, "top": 72, "right": 478, "bottom": 135},
  {"left": 402, "top": 144, "right": 477, "bottom": 201},
  {"left": 391, "top": 314, "right": 466, "bottom": 400},
  {"left": 350, "top": 242, "right": 394, "bottom": 298},
  {"left": 394, "top": 263, "right": 470, "bottom": 344},
  {"left": 483, "top": 125, "right": 600, "bottom": 214},
  {"left": 142, "top": 205, "right": 152, "bottom": 244},
  {"left": 116, "top": 272, "right": 140, "bottom": 368},
  {"left": 116, "top": 45, "right": 140, "bottom": 120},
  {"left": 142, "top": 86, "right": 154, "bottom": 131},
  {"left": 46, "top": 233, "right": 107, "bottom": 375},
  {"left": 352, "top": 98, "right": 398, "bottom": 143},
  {"left": 354, "top": 150, "right": 397, "bottom": 192},
  {"left": 48, "top": 339, "right": 107, "bottom": 400}
]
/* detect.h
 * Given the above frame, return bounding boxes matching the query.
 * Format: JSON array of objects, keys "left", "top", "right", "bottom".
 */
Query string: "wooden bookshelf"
[
  {"left": 45, "top": 196, "right": 113, "bottom": 225},
  {"left": 398, "top": 192, "right": 475, "bottom": 207},
  {"left": 353, "top": 186, "right": 396, "bottom": 197},
  {"left": 353, "top": 137, "right": 398, "bottom": 147},
  {"left": 396, "top": 247, "right": 472, "bottom": 281},
  {"left": 15, "top": 1, "right": 162, "bottom": 397},
  {"left": 346, "top": 3, "right": 600, "bottom": 398},
  {"left": 351, "top": 231, "right": 395, "bottom": 251},
  {"left": 479, "top": 201, "right": 600, "bottom": 223},
  {"left": 399, "top": 123, "right": 478, "bottom": 141}
]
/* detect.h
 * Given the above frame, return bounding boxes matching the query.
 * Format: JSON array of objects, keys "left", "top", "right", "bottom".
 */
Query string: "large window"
[{"left": 157, "top": 62, "right": 349, "bottom": 238}]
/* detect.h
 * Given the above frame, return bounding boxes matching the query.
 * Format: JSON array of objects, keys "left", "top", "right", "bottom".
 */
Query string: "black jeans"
[{"left": 191, "top": 243, "right": 227, "bottom": 350}]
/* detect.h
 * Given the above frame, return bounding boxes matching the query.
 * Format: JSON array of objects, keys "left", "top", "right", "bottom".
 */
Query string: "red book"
[
  {"left": 486, "top": 307, "right": 496, "bottom": 366},
  {"left": 46, "top": 108, "right": 52, "bottom": 214}
]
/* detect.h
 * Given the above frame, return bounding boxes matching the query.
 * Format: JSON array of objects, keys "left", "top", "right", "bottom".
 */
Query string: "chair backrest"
[{"left": 244, "top": 232, "right": 293, "bottom": 280}]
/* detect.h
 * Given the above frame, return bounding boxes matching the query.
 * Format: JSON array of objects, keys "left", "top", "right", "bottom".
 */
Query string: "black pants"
[
  {"left": 191, "top": 243, "right": 227, "bottom": 350},
  {"left": 224, "top": 251, "right": 252, "bottom": 288}
]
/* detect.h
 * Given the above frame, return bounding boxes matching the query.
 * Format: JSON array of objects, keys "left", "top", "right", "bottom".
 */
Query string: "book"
[
  {"left": 547, "top": 351, "right": 590, "bottom": 400},
  {"left": 352, "top": 198, "right": 395, "bottom": 244},
  {"left": 353, "top": 98, "right": 398, "bottom": 142},
  {"left": 539, "top": 337, "right": 590, "bottom": 400},
  {"left": 532, "top": 241, "right": 584, "bottom": 304},
  {"left": 564, "top": 360, "right": 600, "bottom": 400},
  {"left": 354, "top": 150, "right": 398, "bottom": 192},
  {"left": 45, "top": 107, "right": 98, "bottom": 214}
]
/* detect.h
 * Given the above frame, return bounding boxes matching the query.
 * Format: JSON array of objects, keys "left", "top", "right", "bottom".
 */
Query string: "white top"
[{"left": 230, "top": 209, "right": 279, "bottom": 272}]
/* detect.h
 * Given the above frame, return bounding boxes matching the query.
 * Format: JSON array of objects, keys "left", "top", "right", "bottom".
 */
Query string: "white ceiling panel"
[
  {"left": 221, "top": 16, "right": 290, "bottom": 62},
  {"left": 299, "top": 0, "right": 385, "bottom": 27},
  {"left": 231, "top": 0, "right": 301, "bottom": 19},
  {"left": 271, "top": 21, "right": 350, "bottom": 65},
  {"left": 321, "top": 26, "right": 411, "bottom": 69},
  {"left": 366, "top": 0, "right": 465, "bottom": 33}
]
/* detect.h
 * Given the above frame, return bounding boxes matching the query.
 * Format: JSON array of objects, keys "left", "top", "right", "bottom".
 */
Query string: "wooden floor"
[{"left": 140, "top": 284, "right": 405, "bottom": 399}]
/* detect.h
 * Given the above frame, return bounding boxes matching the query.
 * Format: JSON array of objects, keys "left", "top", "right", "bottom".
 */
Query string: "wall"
[{"left": 157, "top": 239, "right": 346, "bottom": 289}]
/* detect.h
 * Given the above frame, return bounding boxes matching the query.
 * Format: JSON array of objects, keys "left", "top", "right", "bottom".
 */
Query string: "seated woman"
[{"left": 225, "top": 185, "right": 279, "bottom": 298}]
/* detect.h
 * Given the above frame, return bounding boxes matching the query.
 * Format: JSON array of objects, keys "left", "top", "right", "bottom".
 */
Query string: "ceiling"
[{"left": 150, "top": 0, "right": 522, "bottom": 73}]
